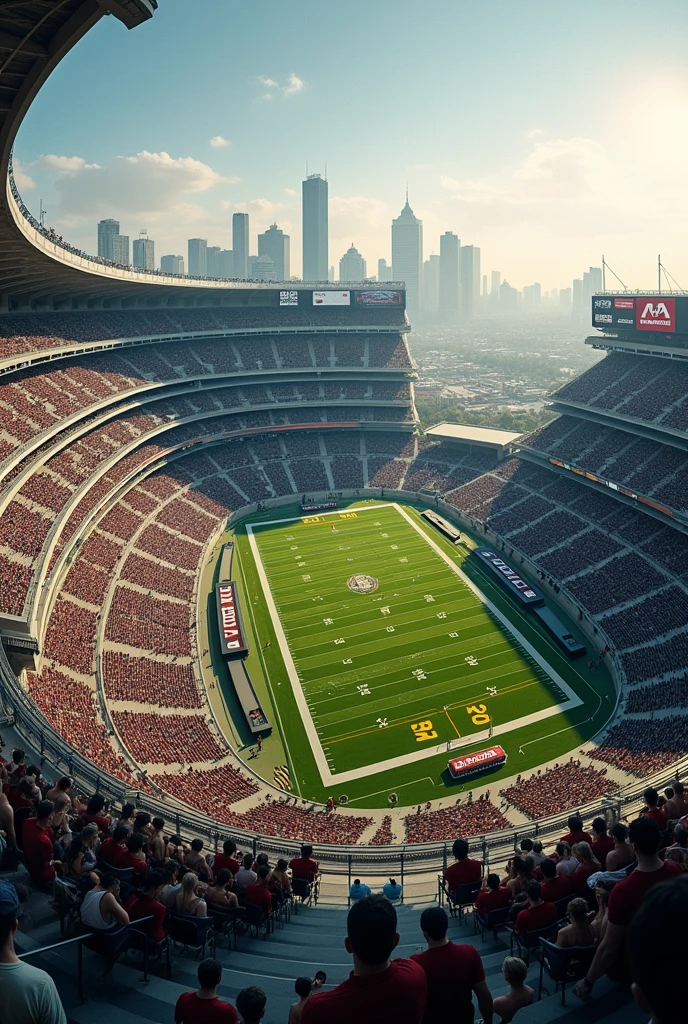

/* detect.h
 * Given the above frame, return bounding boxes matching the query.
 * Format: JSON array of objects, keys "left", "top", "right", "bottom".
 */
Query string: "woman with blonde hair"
[
  {"left": 175, "top": 871, "right": 207, "bottom": 917},
  {"left": 570, "top": 841, "right": 601, "bottom": 894}
]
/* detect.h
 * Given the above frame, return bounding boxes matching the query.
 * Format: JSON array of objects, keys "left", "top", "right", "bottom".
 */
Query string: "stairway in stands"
[{"left": 10, "top": 872, "right": 646, "bottom": 1024}]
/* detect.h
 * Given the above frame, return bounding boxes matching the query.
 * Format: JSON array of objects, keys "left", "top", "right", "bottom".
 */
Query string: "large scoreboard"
[{"left": 592, "top": 294, "right": 688, "bottom": 336}]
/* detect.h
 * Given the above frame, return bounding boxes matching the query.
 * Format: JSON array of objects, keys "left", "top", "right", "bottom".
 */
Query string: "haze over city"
[{"left": 12, "top": 0, "right": 688, "bottom": 293}]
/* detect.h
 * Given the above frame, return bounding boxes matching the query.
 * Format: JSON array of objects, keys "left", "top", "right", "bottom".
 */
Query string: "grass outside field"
[{"left": 224, "top": 499, "right": 615, "bottom": 808}]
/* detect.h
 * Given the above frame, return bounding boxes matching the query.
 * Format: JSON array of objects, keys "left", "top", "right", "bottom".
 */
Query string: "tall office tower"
[
  {"left": 559, "top": 287, "right": 572, "bottom": 310},
  {"left": 338, "top": 243, "right": 366, "bottom": 282},
  {"left": 392, "top": 193, "right": 423, "bottom": 319},
  {"left": 218, "top": 249, "right": 233, "bottom": 278},
  {"left": 302, "top": 173, "right": 328, "bottom": 281},
  {"left": 97, "top": 218, "right": 119, "bottom": 259},
  {"left": 491, "top": 270, "right": 501, "bottom": 293},
  {"left": 160, "top": 254, "right": 184, "bottom": 275},
  {"left": 522, "top": 283, "right": 542, "bottom": 309},
  {"left": 258, "top": 222, "right": 290, "bottom": 280},
  {"left": 582, "top": 270, "right": 592, "bottom": 305},
  {"left": 499, "top": 279, "right": 518, "bottom": 310},
  {"left": 550, "top": 287, "right": 559, "bottom": 305},
  {"left": 111, "top": 233, "right": 129, "bottom": 265},
  {"left": 232, "top": 213, "right": 249, "bottom": 277},
  {"left": 206, "top": 246, "right": 221, "bottom": 277},
  {"left": 482, "top": 274, "right": 488, "bottom": 296},
  {"left": 422, "top": 254, "right": 440, "bottom": 314},
  {"left": 572, "top": 278, "right": 583, "bottom": 310},
  {"left": 132, "top": 230, "right": 154, "bottom": 270},
  {"left": 188, "top": 238, "right": 207, "bottom": 277},
  {"left": 459, "top": 244, "right": 480, "bottom": 318},
  {"left": 328, "top": 266, "right": 335, "bottom": 282},
  {"left": 590, "top": 266, "right": 603, "bottom": 293},
  {"left": 248, "top": 254, "right": 277, "bottom": 281},
  {"left": 377, "top": 258, "right": 391, "bottom": 282},
  {"left": 438, "top": 231, "right": 459, "bottom": 314}
]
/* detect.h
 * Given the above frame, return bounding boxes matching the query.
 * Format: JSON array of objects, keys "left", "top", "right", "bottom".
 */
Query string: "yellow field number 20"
[
  {"left": 466, "top": 704, "right": 490, "bottom": 725},
  {"left": 411, "top": 720, "right": 438, "bottom": 743}
]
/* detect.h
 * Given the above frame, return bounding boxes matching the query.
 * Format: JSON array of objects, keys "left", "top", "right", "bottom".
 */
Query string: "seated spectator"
[
  {"left": 269, "top": 858, "right": 292, "bottom": 899},
  {"left": 505, "top": 856, "right": 534, "bottom": 899},
  {"left": 246, "top": 866, "right": 273, "bottom": 918},
  {"left": 476, "top": 873, "right": 511, "bottom": 914},
  {"left": 167, "top": 834, "right": 186, "bottom": 865},
  {"left": 81, "top": 794, "right": 110, "bottom": 834},
  {"left": 301, "top": 895, "right": 426, "bottom": 1024},
  {"left": 236, "top": 987, "right": 267, "bottom": 1024},
  {"left": 80, "top": 874, "right": 130, "bottom": 932},
  {"left": 45, "top": 777, "right": 73, "bottom": 834},
  {"left": 123, "top": 870, "right": 167, "bottom": 943},
  {"left": 160, "top": 861, "right": 183, "bottom": 909},
  {"left": 186, "top": 838, "right": 213, "bottom": 883},
  {"left": 235, "top": 853, "right": 257, "bottom": 892},
  {"left": 556, "top": 897, "right": 595, "bottom": 948},
  {"left": 22, "top": 800, "right": 59, "bottom": 887},
  {"left": 382, "top": 877, "right": 403, "bottom": 901},
  {"left": 175, "top": 957, "right": 238, "bottom": 1024},
  {"left": 0, "top": 880, "right": 67, "bottom": 1024},
  {"left": 213, "top": 838, "right": 240, "bottom": 877},
  {"left": 663, "top": 825, "right": 688, "bottom": 870},
  {"left": 590, "top": 818, "right": 614, "bottom": 870},
  {"left": 115, "top": 833, "right": 148, "bottom": 875},
  {"left": 64, "top": 834, "right": 99, "bottom": 890},
  {"left": 492, "top": 956, "right": 534, "bottom": 1024},
  {"left": 539, "top": 857, "right": 571, "bottom": 903},
  {"left": 6, "top": 749, "right": 26, "bottom": 780},
  {"left": 591, "top": 880, "right": 615, "bottom": 944},
  {"left": 642, "top": 788, "right": 666, "bottom": 828},
  {"left": 99, "top": 825, "right": 128, "bottom": 867},
  {"left": 147, "top": 817, "right": 167, "bottom": 864},
  {"left": 554, "top": 842, "right": 578, "bottom": 877},
  {"left": 0, "top": 788, "right": 17, "bottom": 865},
  {"left": 574, "top": 817, "right": 683, "bottom": 1002},
  {"left": 289, "top": 844, "right": 319, "bottom": 882},
  {"left": 289, "top": 977, "right": 315, "bottom": 1024},
  {"left": 560, "top": 815, "right": 592, "bottom": 846},
  {"left": 206, "top": 869, "right": 239, "bottom": 910},
  {"left": 605, "top": 823, "right": 634, "bottom": 872},
  {"left": 113, "top": 801, "right": 136, "bottom": 835},
  {"left": 663, "top": 782, "right": 688, "bottom": 821},
  {"left": 627, "top": 874, "right": 687, "bottom": 1024},
  {"left": 570, "top": 842, "right": 601, "bottom": 893},
  {"left": 445, "top": 838, "right": 482, "bottom": 892},
  {"left": 411, "top": 905, "right": 492, "bottom": 1024},
  {"left": 349, "top": 879, "right": 371, "bottom": 902},
  {"left": 176, "top": 872, "right": 207, "bottom": 918},
  {"left": 530, "top": 841, "right": 546, "bottom": 867},
  {"left": 513, "top": 881, "right": 557, "bottom": 936}
]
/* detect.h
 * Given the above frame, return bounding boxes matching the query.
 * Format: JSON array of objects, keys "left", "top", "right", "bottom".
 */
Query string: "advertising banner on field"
[
  {"left": 215, "top": 581, "right": 249, "bottom": 657},
  {"left": 355, "top": 290, "right": 403, "bottom": 305},
  {"left": 312, "top": 290, "right": 350, "bottom": 306},
  {"left": 279, "top": 290, "right": 299, "bottom": 306},
  {"left": 448, "top": 746, "right": 507, "bottom": 779},
  {"left": 472, "top": 548, "right": 544, "bottom": 606}
]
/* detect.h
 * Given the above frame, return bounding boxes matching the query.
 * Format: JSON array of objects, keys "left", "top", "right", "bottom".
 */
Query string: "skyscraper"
[
  {"left": 391, "top": 192, "right": 423, "bottom": 320},
  {"left": 439, "top": 231, "right": 459, "bottom": 314},
  {"left": 218, "top": 249, "right": 233, "bottom": 278},
  {"left": 338, "top": 243, "right": 366, "bottom": 282},
  {"left": 160, "top": 254, "right": 184, "bottom": 275},
  {"left": 206, "top": 246, "right": 221, "bottom": 277},
  {"left": 111, "top": 233, "right": 129, "bottom": 265},
  {"left": 132, "top": 231, "right": 154, "bottom": 270},
  {"left": 302, "top": 173, "right": 328, "bottom": 281},
  {"left": 188, "top": 238, "right": 207, "bottom": 277},
  {"left": 491, "top": 270, "right": 501, "bottom": 294},
  {"left": 459, "top": 244, "right": 480, "bottom": 318},
  {"left": 377, "top": 258, "right": 391, "bottom": 282},
  {"left": 422, "top": 254, "right": 440, "bottom": 314},
  {"left": 248, "top": 254, "right": 277, "bottom": 281},
  {"left": 232, "top": 213, "right": 249, "bottom": 278},
  {"left": 258, "top": 223, "right": 290, "bottom": 280},
  {"left": 97, "top": 218, "right": 119, "bottom": 259},
  {"left": 572, "top": 278, "right": 583, "bottom": 311}
]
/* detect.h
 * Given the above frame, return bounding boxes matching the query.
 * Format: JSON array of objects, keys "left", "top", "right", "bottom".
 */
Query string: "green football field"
[{"left": 235, "top": 501, "right": 607, "bottom": 800}]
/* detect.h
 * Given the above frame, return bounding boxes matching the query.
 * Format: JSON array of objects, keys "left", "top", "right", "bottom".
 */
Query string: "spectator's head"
[
  {"left": 592, "top": 817, "right": 607, "bottom": 837},
  {"left": 36, "top": 800, "right": 54, "bottom": 825},
  {"left": 216, "top": 869, "right": 231, "bottom": 887},
  {"left": 555, "top": 842, "right": 571, "bottom": 860},
  {"left": 532, "top": 841, "right": 543, "bottom": 856},
  {"left": 674, "top": 783, "right": 684, "bottom": 798},
  {"left": 236, "top": 986, "right": 267, "bottom": 1024},
  {"left": 629, "top": 817, "right": 661, "bottom": 859},
  {"left": 628, "top": 875, "right": 688, "bottom": 1024},
  {"left": 126, "top": 833, "right": 145, "bottom": 854},
  {"left": 419, "top": 906, "right": 449, "bottom": 944},
  {"left": 152, "top": 817, "right": 165, "bottom": 832},
  {"left": 294, "top": 977, "right": 312, "bottom": 999},
  {"left": 99, "top": 873, "right": 120, "bottom": 894},
  {"left": 191, "top": 839, "right": 204, "bottom": 853},
  {"left": 111, "top": 825, "right": 128, "bottom": 844},
  {"left": 567, "top": 815, "right": 583, "bottom": 833},
  {"left": 517, "top": 856, "right": 534, "bottom": 878},
  {"left": 256, "top": 866, "right": 270, "bottom": 883},
  {"left": 255, "top": 853, "right": 269, "bottom": 869},
  {"left": 673, "top": 826, "right": 688, "bottom": 849},
  {"left": 162, "top": 861, "right": 180, "bottom": 884},
  {"left": 611, "top": 823, "right": 628, "bottom": 844},
  {"left": 540, "top": 858, "right": 557, "bottom": 880},
  {"left": 11, "top": 749, "right": 25, "bottom": 766},
  {"left": 180, "top": 872, "right": 199, "bottom": 898},
  {"left": 388, "top": 878, "right": 397, "bottom": 887},
  {"left": 345, "top": 895, "right": 399, "bottom": 967},
  {"left": 144, "top": 871, "right": 163, "bottom": 897},
  {"left": 487, "top": 873, "right": 500, "bottom": 890},
  {"left": 197, "top": 957, "right": 222, "bottom": 993},
  {"left": 56, "top": 776, "right": 72, "bottom": 792},
  {"left": 664, "top": 788, "right": 674, "bottom": 801},
  {"left": 502, "top": 956, "right": 528, "bottom": 988},
  {"left": 452, "top": 838, "right": 469, "bottom": 861},
  {"left": 519, "top": 838, "right": 533, "bottom": 853},
  {"left": 223, "top": 839, "right": 237, "bottom": 856},
  {"left": 573, "top": 841, "right": 594, "bottom": 864},
  {"left": 242, "top": 853, "right": 254, "bottom": 870},
  {"left": 353, "top": 879, "right": 361, "bottom": 886},
  {"left": 133, "top": 812, "right": 151, "bottom": 832},
  {"left": 300, "top": 845, "right": 313, "bottom": 860},
  {"left": 86, "top": 794, "right": 105, "bottom": 816},
  {"left": 0, "top": 881, "right": 20, "bottom": 951},
  {"left": 567, "top": 897, "right": 589, "bottom": 924},
  {"left": 644, "top": 787, "right": 659, "bottom": 808},
  {"left": 525, "top": 880, "right": 542, "bottom": 905},
  {"left": 120, "top": 802, "right": 135, "bottom": 820},
  {"left": 81, "top": 823, "right": 99, "bottom": 846},
  {"left": 276, "top": 858, "right": 288, "bottom": 872}
]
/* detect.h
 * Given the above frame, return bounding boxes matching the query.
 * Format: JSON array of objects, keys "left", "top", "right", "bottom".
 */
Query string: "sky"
[{"left": 12, "top": 0, "right": 688, "bottom": 290}]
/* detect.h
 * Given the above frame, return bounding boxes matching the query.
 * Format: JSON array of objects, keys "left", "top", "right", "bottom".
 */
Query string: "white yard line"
[{"left": 247, "top": 503, "right": 583, "bottom": 787}]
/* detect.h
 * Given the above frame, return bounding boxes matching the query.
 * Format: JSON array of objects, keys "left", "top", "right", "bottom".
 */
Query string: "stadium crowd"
[
  {"left": 498, "top": 760, "right": 620, "bottom": 820},
  {"left": 403, "top": 797, "right": 509, "bottom": 844},
  {"left": 591, "top": 718, "right": 688, "bottom": 777}
]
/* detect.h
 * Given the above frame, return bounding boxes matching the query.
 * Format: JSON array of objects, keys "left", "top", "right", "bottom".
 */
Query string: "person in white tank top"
[{"left": 80, "top": 875, "right": 129, "bottom": 931}]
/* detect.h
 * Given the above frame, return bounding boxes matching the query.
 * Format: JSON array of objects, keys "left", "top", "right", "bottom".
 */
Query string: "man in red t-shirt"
[
  {"left": 246, "top": 867, "right": 273, "bottom": 918},
  {"left": 22, "top": 800, "right": 59, "bottom": 887},
  {"left": 123, "top": 870, "right": 167, "bottom": 943},
  {"left": 559, "top": 815, "right": 592, "bottom": 847},
  {"left": 411, "top": 905, "right": 493, "bottom": 1024},
  {"left": 301, "top": 895, "right": 426, "bottom": 1024},
  {"left": 213, "top": 839, "right": 240, "bottom": 878},
  {"left": 444, "top": 838, "right": 482, "bottom": 892},
  {"left": 590, "top": 817, "right": 615, "bottom": 870},
  {"left": 514, "top": 881, "right": 557, "bottom": 936},
  {"left": 99, "top": 825, "right": 128, "bottom": 867},
  {"left": 174, "top": 957, "right": 238, "bottom": 1023},
  {"left": 289, "top": 844, "right": 319, "bottom": 883},
  {"left": 539, "top": 858, "right": 571, "bottom": 903},
  {"left": 574, "top": 817, "right": 683, "bottom": 1003},
  {"left": 475, "top": 874, "right": 510, "bottom": 915},
  {"left": 115, "top": 833, "right": 148, "bottom": 875},
  {"left": 642, "top": 788, "right": 666, "bottom": 829}
]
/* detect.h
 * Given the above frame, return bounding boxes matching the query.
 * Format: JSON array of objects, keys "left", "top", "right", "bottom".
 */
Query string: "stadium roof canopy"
[{"left": 426, "top": 422, "right": 522, "bottom": 458}]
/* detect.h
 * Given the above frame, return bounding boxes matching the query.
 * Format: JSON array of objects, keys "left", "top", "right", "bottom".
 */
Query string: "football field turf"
[{"left": 245, "top": 503, "right": 584, "bottom": 788}]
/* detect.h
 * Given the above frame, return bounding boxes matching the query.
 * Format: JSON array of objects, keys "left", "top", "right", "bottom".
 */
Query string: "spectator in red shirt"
[
  {"left": 605, "top": 823, "right": 634, "bottom": 872},
  {"left": 81, "top": 794, "right": 110, "bottom": 835},
  {"left": 642, "top": 788, "right": 666, "bottom": 829},
  {"left": 539, "top": 858, "right": 571, "bottom": 903},
  {"left": 560, "top": 815, "right": 592, "bottom": 847},
  {"left": 115, "top": 833, "right": 148, "bottom": 875},
  {"left": 22, "top": 800, "right": 59, "bottom": 887},
  {"left": 213, "top": 839, "right": 240, "bottom": 877},
  {"left": 99, "top": 825, "right": 128, "bottom": 867},
  {"left": 590, "top": 818, "right": 614, "bottom": 870},
  {"left": 475, "top": 874, "right": 510, "bottom": 915},
  {"left": 570, "top": 842, "right": 601, "bottom": 894},
  {"left": 301, "top": 895, "right": 427, "bottom": 1024},
  {"left": 123, "top": 870, "right": 167, "bottom": 943},
  {"left": 174, "top": 957, "right": 238, "bottom": 1023},
  {"left": 513, "top": 881, "right": 557, "bottom": 936},
  {"left": 574, "top": 817, "right": 683, "bottom": 1003},
  {"left": 411, "top": 905, "right": 493, "bottom": 1024},
  {"left": 444, "top": 839, "right": 482, "bottom": 892},
  {"left": 289, "top": 845, "right": 319, "bottom": 883},
  {"left": 627, "top": 874, "right": 687, "bottom": 1024},
  {"left": 236, "top": 987, "right": 266, "bottom": 1024},
  {"left": 246, "top": 866, "right": 273, "bottom": 918}
]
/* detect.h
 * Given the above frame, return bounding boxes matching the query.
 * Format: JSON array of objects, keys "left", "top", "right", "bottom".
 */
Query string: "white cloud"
[
  {"left": 258, "top": 76, "right": 278, "bottom": 88},
  {"left": 524, "top": 128, "right": 545, "bottom": 139},
  {"left": 13, "top": 158, "right": 35, "bottom": 191},
  {"left": 209, "top": 135, "right": 230, "bottom": 149},
  {"left": 36, "top": 154, "right": 101, "bottom": 173},
  {"left": 283, "top": 72, "right": 306, "bottom": 96},
  {"left": 253, "top": 73, "right": 307, "bottom": 100},
  {"left": 283, "top": 187, "right": 296, "bottom": 196}
]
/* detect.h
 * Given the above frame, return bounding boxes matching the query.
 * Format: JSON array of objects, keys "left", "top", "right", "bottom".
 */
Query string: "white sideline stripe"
[{"left": 247, "top": 503, "right": 583, "bottom": 786}]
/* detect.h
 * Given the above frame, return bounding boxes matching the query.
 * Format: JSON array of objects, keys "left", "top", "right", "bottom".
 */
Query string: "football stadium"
[{"left": 0, "top": 4, "right": 685, "bottom": 1022}]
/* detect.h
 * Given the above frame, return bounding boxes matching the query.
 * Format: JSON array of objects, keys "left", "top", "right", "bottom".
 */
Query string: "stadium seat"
[{"left": 538, "top": 938, "right": 596, "bottom": 1005}]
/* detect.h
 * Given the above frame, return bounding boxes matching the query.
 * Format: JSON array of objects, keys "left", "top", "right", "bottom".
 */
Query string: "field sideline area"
[{"left": 228, "top": 500, "right": 615, "bottom": 807}]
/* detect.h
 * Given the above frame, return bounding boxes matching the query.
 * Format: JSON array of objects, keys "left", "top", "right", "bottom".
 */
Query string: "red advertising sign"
[
  {"left": 215, "top": 581, "right": 248, "bottom": 657},
  {"left": 614, "top": 298, "right": 634, "bottom": 309},
  {"left": 448, "top": 745, "right": 507, "bottom": 779},
  {"left": 636, "top": 297, "right": 675, "bottom": 332}
]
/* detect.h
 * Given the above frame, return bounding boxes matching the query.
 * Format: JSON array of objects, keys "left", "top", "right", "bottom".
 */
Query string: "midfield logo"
[{"left": 637, "top": 298, "right": 675, "bottom": 331}]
